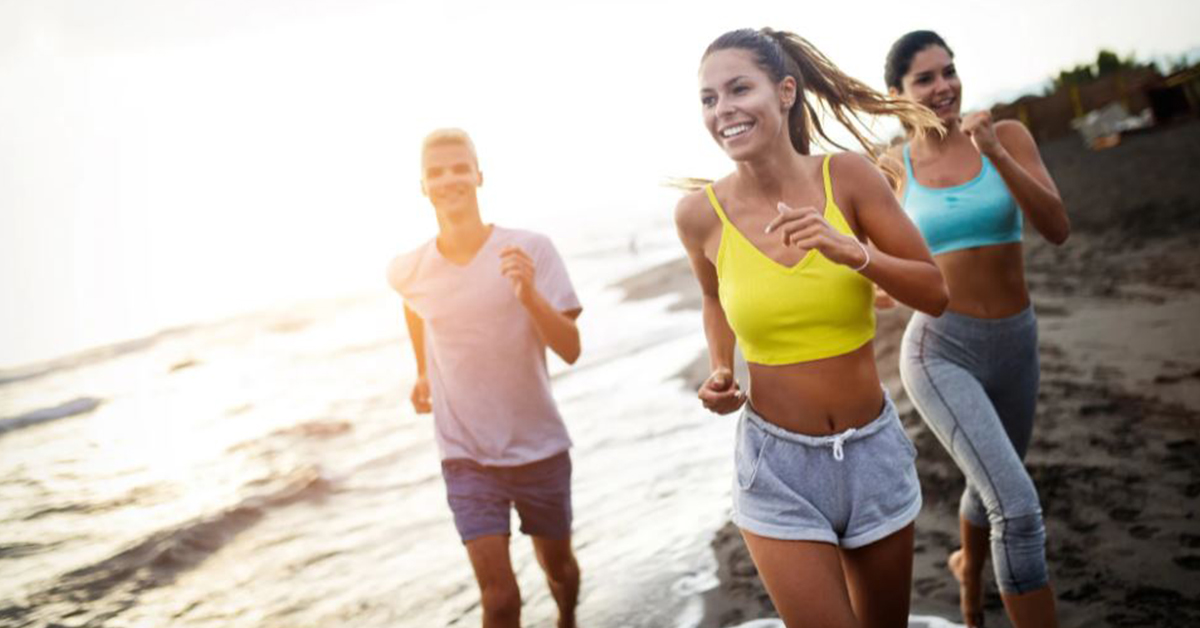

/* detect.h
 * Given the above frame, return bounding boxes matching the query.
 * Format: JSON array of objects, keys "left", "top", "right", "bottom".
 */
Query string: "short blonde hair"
[{"left": 421, "top": 128, "right": 477, "bottom": 161}]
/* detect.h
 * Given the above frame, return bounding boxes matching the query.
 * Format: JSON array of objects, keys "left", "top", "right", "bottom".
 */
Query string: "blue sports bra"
[{"left": 901, "top": 144, "right": 1022, "bottom": 256}]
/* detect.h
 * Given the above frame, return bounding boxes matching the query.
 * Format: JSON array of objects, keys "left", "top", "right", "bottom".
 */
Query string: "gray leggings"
[{"left": 899, "top": 306, "right": 1048, "bottom": 594}]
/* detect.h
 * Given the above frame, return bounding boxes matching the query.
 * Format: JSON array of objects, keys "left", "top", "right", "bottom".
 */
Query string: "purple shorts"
[{"left": 441, "top": 450, "right": 573, "bottom": 543}]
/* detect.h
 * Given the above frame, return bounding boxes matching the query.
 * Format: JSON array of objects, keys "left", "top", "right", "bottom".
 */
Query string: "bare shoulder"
[
  {"left": 995, "top": 119, "right": 1036, "bottom": 147},
  {"left": 830, "top": 151, "right": 891, "bottom": 197},
  {"left": 674, "top": 188, "right": 719, "bottom": 245},
  {"left": 830, "top": 150, "right": 878, "bottom": 178}
]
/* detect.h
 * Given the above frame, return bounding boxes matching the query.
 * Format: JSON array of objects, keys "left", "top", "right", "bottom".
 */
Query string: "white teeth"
[{"left": 721, "top": 123, "right": 752, "bottom": 138}]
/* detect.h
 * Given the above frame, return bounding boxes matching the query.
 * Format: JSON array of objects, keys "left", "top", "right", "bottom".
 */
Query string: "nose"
[{"left": 714, "top": 94, "right": 737, "bottom": 119}]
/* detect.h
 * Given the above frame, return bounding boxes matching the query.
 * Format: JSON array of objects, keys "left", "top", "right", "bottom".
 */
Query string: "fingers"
[
  {"left": 499, "top": 251, "right": 535, "bottom": 293},
  {"left": 764, "top": 204, "right": 820, "bottom": 235},
  {"left": 699, "top": 368, "right": 747, "bottom": 414},
  {"left": 777, "top": 220, "right": 827, "bottom": 248},
  {"left": 499, "top": 245, "right": 532, "bottom": 261},
  {"left": 410, "top": 383, "right": 432, "bottom": 414}
]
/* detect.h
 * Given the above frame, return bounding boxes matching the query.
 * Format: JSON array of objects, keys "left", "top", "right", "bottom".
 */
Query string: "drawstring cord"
[{"left": 830, "top": 428, "right": 857, "bottom": 461}]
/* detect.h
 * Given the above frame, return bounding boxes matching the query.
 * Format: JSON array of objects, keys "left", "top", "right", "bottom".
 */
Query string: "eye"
[
  {"left": 426, "top": 167, "right": 444, "bottom": 179},
  {"left": 732, "top": 84, "right": 749, "bottom": 94},
  {"left": 945, "top": 66, "right": 957, "bottom": 78},
  {"left": 701, "top": 94, "right": 716, "bottom": 107},
  {"left": 451, "top": 164, "right": 472, "bottom": 175}
]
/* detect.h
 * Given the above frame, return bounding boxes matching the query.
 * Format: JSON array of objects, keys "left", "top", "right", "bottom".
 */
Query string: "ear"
[
  {"left": 420, "top": 180, "right": 428, "bottom": 197},
  {"left": 477, "top": 170, "right": 484, "bottom": 188},
  {"left": 779, "top": 75, "right": 798, "bottom": 111},
  {"left": 888, "top": 86, "right": 901, "bottom": 98}
]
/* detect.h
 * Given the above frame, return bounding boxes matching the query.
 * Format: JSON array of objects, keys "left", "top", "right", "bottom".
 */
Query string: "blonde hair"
[{"left": 421, "top": 128, "right": 478, "bottom": 162}]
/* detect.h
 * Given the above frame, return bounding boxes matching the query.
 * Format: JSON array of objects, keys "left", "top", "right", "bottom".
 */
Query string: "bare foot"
[{"left": 949, "top": 549, "right": 985, "bottom": 627}]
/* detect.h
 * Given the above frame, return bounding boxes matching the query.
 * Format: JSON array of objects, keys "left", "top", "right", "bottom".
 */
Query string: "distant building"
[{"left": 992, "top": 67, "right": 1165, "bottom": 142}]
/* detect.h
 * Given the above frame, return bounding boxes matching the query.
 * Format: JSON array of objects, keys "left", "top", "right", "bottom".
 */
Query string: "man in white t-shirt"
[{"left": 387, "top": 128, "right": 582, "bottom": 628}]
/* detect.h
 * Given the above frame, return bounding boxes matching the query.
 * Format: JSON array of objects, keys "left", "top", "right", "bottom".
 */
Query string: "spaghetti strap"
[
  {"left": 704, "top": 184, "right": 732, "bottom": 225},
  {"left": 821, "top": 154, "right": 835, "bottom": 209}
]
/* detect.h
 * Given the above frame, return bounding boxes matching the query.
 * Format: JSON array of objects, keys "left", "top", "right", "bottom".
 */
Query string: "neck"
[
  {"left": 435, "top": 206, "right": 490, "bottom": 258},
  {"left": 733, "top": 140, "right": 808, "bottom": 200},
  {"left": 912, "top": 116, "right": 966, "bottom": 154}
]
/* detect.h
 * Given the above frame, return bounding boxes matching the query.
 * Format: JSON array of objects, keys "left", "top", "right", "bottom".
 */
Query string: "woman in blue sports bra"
[{"left": 882, "top": 31, "right": 1070, "bottom": 628}]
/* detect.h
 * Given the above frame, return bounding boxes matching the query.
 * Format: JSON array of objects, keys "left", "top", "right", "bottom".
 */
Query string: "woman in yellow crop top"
[{"left": 674, "top": 29, "right": 949, "bottom": 627}]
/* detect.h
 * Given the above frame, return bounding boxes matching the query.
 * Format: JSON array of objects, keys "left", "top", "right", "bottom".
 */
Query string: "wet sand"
[{"left": 616, "top": 120, "right": 1200, "bottom": 627}]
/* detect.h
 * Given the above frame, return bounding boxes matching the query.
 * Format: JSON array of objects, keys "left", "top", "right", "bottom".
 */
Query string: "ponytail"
[{"left": 703, "top": 28, "right": 944, "bottom": 161}]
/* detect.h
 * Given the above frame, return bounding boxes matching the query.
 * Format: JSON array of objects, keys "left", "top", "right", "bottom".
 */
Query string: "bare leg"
[
  {"left": 740, "top": 529, "right": 859, "bottom": 628},
  {"left": 841, "top": 523, "right": 915, "bottom": 628},
  {"left": 531, "top": 535, "right": 580, "bottom": 628},
  {"left": 1002, "top": 586, "right": 1059, "bottom": 628},
  {"left": 465, "top": 535, "right": 521, "bottom": 628},
  {"left": 949, "top": 517, "right": 989, "bottom": 627}
]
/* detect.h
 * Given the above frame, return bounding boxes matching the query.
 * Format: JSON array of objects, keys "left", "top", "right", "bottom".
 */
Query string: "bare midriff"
[
  {"left": 936, "top": 242, "right": 1030, "bottom": 319},
  {"left": 747, "top": 341, "right": 885, "bottom": 436}
]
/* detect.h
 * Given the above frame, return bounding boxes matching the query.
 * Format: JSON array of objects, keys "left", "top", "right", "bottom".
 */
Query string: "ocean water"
[{"left": 0, "top": 222, "right": 738, "bottom": 627}]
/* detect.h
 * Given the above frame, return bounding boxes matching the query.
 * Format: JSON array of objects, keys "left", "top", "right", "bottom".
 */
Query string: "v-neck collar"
[
  {"left": 435, "top": 224, "right": 497, "bottom": 269},
  {"left": 708, "top": 186, "right": 832, "bottom": 274}
]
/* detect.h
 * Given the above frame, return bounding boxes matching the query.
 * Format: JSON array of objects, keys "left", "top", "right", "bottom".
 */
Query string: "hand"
[
  {"left": 874, "top": 285, "right": 897, "bottom": 310},
  {"left": 961, "top": 111, "right": 1002, "bottom": 158},
  {"left": 499, "top": 245, "right": 537, "bottom": 305},
  {"left": 698, "top": 367, "right": 747, "bottom": 415},
  {"left": 765, "top": 202, "right": 868, "bottom": 269},
  {"left": 410, "top": 375, "right": 432, "bottom": 414}
]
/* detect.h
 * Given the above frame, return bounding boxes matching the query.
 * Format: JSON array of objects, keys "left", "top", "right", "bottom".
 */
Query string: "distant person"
[
  {"left": 387, "top": 128, "right": 583, "bottom": 628},
  {"left": 673, "top": 28, "right": 949, "bottom": 627},
  {"left": 882, "top": 30, "right": 1070, "bottom": 628}
]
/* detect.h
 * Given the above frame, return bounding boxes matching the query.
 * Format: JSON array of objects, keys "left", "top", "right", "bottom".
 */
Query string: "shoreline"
[{"left": 613, "top": 120, "right": 1200, "bottom": 627}]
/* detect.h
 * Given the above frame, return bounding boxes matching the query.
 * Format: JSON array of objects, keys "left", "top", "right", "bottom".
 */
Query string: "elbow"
[
  {"left": 1042, "top": 202, "right": 1071, "bottom": 245},
  {"left": 922, "top": 286, "right": 950, "bottom": 317},
  {"left": 1049, "top": 220, "right": 1071, "bottom": 246},
  {"left": 920, "top": 268, "right": 951, "bottom": 317},
  {"left": 560, "top": 335, "right": 582, "bottom": 365}
]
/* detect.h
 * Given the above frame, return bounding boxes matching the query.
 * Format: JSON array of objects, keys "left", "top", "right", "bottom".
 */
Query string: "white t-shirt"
[{"left": 388, "top": 226, "right": 581, "bottom": 466}]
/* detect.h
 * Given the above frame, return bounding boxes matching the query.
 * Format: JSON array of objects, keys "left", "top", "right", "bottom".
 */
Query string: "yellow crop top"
[{"left": 707, "top": 155, "right": 876, "bottom": 365}]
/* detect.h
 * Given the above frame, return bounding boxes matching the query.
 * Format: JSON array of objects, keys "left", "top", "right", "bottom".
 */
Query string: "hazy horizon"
[{"left": 3, "top": 0, "right": 1199, "bottom": 369}]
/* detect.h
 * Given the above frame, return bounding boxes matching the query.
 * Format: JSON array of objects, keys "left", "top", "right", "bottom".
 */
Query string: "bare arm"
[
  {"left": 846, "top": 154, "right": 948, "bottom": 315},
  {"left": 675, "top": 192, "right": 746, "bottom": 414},
  {"left": 768, "top": 153, "right": 947, "bottom": 315},
  {"left": 403, "top": 304, "right": 432, "bottom": 414},
  {"left": 522, "top": 293, "right": 583, "bottom": 364},
  {"left": 403, "top": 305, "right": 427, "bottom": 377},
  {"left": 499, "top": 245, "right": 582, "bottom": 365},
  {"left": 966, "top": 115, "right": 1070, "bottom": 245}
]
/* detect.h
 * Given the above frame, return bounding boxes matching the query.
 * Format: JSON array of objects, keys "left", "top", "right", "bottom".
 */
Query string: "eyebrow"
[
  {"left": 914, "top": 63, "right": 955, "bottom": 77},
  {"left": 700, "top": 75, "right": 751, "bottom": 93}
]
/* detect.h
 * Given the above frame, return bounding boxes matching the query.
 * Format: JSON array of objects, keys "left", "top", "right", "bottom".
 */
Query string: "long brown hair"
[{"left": 671, "top": 28, "right": 942, "bottom": 190}]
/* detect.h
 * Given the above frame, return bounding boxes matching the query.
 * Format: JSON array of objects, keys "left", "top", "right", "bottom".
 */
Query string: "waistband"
[
  {"left": 911, "top": 304, "right": 1036, "bottom": 333},
  {"left": 743, "top": 390, "right": 897, "bottom": 460}
]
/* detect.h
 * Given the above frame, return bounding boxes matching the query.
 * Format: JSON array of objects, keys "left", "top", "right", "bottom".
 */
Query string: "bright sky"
[{"left": 2, "top": 0, "right": 1197, "bottom": 368}]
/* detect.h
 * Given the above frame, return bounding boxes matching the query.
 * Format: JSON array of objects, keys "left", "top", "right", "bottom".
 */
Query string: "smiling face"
[
  {"left": 420, "top": 141, "right": 482, "bottom": 218},
  {"left": 699, "top": 48, "right": 796, "bottom": 161},
  {"left": 897, "top": 45, "right": 961, "bottom": 123}
]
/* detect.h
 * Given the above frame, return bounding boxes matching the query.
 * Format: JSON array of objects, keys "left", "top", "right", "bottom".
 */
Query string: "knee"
[
  {"left": 544, "top": 554, "right": 580, "bottom": 588},
  {"left": 988, "top": 510, "right": 1045, "bottom": 545},
  {"left": 481, "top": 582, "right": 521, "bottom": 622},
  {"left": 990, "top": 511, "right": 1049, "bottom": 593}
]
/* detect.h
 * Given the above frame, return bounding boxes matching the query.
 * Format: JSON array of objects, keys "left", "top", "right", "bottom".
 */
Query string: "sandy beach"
[{"left": 617, "top": 120, "right": 1200, "bottom": 627}]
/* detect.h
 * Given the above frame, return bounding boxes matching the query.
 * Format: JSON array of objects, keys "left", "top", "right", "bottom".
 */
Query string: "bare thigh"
[
  {"left": 465, "top": 534, "right": 521, "bottom": 626},
  {"left": 840, "top": 523, "right": 915, "bottom": 628},
  {"left": 740, "top": 529, "right": 858, "bottom": 628}
]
